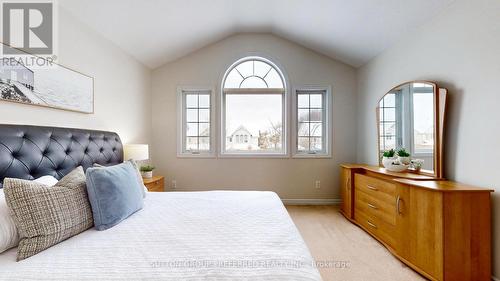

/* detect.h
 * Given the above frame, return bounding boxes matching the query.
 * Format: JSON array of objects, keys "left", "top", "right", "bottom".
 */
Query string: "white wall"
[
  {"left": 356, "top": 0, "right": 500, "bottom": 277},
  {"left": 0, "top": 7, "right": 152, "bottom": 144},
  {"left": 151, "top": 33, "right": 357, "bottom": 200}
]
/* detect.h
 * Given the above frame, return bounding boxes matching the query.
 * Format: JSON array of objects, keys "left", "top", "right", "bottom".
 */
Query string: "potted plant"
[
  {"left": 140, "top": 165, "right": 155, "bottom": 178},
  {"left": 397, "top": 148, "right": 411, "bottom": 165},
  {"left": 411, "top": 159, "right": 424, "bottom": 172},
  {"left": 382, "top": 149, "right": 397, "bottom": 168}
]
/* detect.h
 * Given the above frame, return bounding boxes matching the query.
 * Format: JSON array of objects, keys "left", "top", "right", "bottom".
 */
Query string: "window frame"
[
  {"left": 408, "top": 84, "right": 435, "bottom": 157},
  {"left": 379, "top": 91, "right": 403, "bottom": 152},
  {"left": 292, "top": 85, "right": 332, "bottom": 158},
  {"left": 177, "top": 86, "right": 216, "bottom": 158},
  {"left": 378, "top": 84, "right": 435, "bottom": 158},
  {"left": 219, "top": 56, "right": 289, "bottom": 158}
]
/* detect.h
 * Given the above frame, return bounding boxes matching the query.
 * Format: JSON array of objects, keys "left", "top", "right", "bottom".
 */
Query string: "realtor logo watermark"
[{"left": 1, "top": 0, "right": 57, "bottom": 67}]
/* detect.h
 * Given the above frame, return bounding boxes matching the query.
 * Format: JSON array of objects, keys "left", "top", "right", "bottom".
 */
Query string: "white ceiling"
[{"left": 59, "top": 0, "right": 455, "bottom": 69}]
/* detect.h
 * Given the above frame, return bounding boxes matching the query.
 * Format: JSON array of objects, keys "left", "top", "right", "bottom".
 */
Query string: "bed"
[{"left": 0, "top": 125, "right": 321, "bottom": 280}]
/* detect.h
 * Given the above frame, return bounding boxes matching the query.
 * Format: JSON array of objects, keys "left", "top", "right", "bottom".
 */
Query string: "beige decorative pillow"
[{"left": 3, "top": 167, "right": 93, "bottom": 261}]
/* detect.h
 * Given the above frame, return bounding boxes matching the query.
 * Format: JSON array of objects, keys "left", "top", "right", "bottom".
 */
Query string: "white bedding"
[{"left": 0, "top": 191, "right": 321, "bottom": 281}]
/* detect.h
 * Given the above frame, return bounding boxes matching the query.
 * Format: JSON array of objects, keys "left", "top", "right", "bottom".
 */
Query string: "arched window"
[
  {"left": 221, "top": 57, "right": 287, "bottom": 155},
  {"left": 223, "top": 59, "right": 284, "bottom": 89}
]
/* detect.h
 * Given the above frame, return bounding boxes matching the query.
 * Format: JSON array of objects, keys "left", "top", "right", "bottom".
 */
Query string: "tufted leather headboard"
[{"left": 0, "top": 124, "right": 123, "bottom": 188}]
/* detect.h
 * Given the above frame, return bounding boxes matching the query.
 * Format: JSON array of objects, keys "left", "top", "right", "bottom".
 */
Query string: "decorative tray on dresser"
[{"left": 340, "top": 164, "right": 493, "bottom": 281}]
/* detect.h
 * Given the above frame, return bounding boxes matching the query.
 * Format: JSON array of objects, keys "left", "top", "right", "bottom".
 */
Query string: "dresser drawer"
[
  {"left": 355, "top": 189, "right": 396, "bottom": 226},
  {"left": 355, "top": 174, "right": 396, "bottom": 202},
  {"left": 355, "top": 207, "right": 396, "bottom": 249}
]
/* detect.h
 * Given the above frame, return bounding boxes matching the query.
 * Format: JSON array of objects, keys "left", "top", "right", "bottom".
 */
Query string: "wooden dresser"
[{"left": 340, "top": 164, "right": 493, "bottom": 281}]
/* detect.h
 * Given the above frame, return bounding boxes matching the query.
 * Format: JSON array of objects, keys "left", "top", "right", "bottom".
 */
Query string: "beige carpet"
[{"left": 286, "top": 205, "right": 426, "bottom": 281}]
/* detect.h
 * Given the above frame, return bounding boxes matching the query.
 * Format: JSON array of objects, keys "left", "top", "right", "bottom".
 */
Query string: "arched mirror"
[{"left": 377, "top": 81, "right": 447, "bottom": 178}]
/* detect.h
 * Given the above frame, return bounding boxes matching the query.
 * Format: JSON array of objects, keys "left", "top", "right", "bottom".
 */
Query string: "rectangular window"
[
  {"left": 293, "top": 88, "right": 331, "bottom": 157},
  {"left": 178, "top": 88, "right": 214, "bottom": 157},
  {"left": 221, "top": 89, "right": 286, "bottom": 156}
]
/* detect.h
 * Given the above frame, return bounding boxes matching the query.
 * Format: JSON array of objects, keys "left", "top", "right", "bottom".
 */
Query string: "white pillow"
[
  {"left": 0, "top": 175, "right": 58, "bottom": 254},
  {"left": 33, "top": 175, "right": 59, "bottom": 187},
  {"left": 0, "top": 190, "right": 19, "bottom": 254}
]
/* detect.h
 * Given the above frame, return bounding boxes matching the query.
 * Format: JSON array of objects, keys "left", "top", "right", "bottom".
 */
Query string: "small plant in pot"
[
  {"left": 382, "top": 149, "right": 397, "bottom": 168},
  {"left": 411, "top": 159, "right": 424, "bottom": 172},
  {"left": 140, "top": 165, "right": 155, "bottom": 178},
  {"left": 397, "top": 148, "right": 411, "bottom": 165}
]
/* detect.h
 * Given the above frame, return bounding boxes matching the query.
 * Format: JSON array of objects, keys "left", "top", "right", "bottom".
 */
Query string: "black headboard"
[{"left": 0, "top": 124, "right": 123, "bottom": 188}]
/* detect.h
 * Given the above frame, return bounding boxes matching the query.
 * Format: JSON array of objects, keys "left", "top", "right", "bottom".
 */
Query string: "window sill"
[
  {"left": 412, "top": 152, "right": 433, "bottom": 157},
  {"left": 177, "top": 153, "right": 216, "bottom": 159},
  {"left": 218, "top": 153, "right": 289, "bottom": 159},
  {"left": 292, "top": 153, "right": 332, "bottom": 159}
]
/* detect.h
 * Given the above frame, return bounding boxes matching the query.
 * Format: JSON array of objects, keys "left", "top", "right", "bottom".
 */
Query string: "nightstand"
[{"left": 143, "top": 176, "right": 165, "bottom": 192}]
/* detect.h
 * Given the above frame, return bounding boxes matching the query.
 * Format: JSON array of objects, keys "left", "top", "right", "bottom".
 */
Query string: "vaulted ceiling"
[{"left": 60, "top": 0, "right": 455, "bottom": 69}]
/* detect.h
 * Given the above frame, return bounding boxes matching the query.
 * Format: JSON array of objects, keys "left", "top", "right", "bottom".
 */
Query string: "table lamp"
[{"left": 124, "top": 144, "right": 149, "bottom": 161}]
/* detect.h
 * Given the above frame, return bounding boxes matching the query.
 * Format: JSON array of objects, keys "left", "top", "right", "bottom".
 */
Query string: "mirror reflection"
[{"left": 378, "top": 82, "right": 435, "bottom": 172}]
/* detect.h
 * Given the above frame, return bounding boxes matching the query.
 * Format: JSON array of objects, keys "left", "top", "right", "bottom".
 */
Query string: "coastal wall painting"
[{"left": 0, "top": 44, "right": 94, "bottom": 113}]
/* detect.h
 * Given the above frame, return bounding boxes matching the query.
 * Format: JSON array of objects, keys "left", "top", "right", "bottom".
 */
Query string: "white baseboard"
[
  {"left": 492, "top": 275, "right": 499, "bottom": 281},
  {"left": 281, "top": 198, "right": 341, "bottom": 205}
]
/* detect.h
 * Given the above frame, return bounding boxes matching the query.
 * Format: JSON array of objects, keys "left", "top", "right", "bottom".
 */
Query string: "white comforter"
[{"left": 0, "top": 191, "right": 321, "bottom": 281}]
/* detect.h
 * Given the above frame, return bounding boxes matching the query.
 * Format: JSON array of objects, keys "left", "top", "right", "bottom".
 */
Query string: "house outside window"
[{"left": 220, "top": 56, "right": 288, "bottom": 157}]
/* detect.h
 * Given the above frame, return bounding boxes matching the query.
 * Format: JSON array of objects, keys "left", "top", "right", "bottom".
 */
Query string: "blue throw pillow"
[{"left": 85, "top": 162, "right": 144, "bottom": 230}]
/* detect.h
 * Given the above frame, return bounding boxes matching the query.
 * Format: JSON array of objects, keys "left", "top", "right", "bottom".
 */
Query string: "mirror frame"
[{"left": 376, "top": 81, "right": 447, "bottom": 179}]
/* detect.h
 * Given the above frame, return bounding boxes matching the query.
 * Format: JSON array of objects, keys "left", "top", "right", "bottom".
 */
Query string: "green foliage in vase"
[
  {"left": 397, "top": 148, "right": 411, "bottom": 157},
  {"left": 140, "top": 165, "right": 155, "bottom": 172},
  {"left": 383, "top": 149, "right": 396, "bottom": 158}
]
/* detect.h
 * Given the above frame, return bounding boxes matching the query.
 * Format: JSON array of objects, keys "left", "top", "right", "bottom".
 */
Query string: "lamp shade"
[{"left": 124, "top": 144, "right": 149, "bottom": 161}]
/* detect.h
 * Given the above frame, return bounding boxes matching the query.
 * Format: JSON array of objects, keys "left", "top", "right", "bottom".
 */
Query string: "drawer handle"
[
  {"left": 367, "top": 203, "right": 378, "bottom": 209},
  {"left": 396, "top": 195, "right": 403, "bottom": 215},
  {"left": 367, "top": 185, "right": 378, "bottom": 191},
  {"left": 366, "top": 220, "right": 377, "bottom": 229}
]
